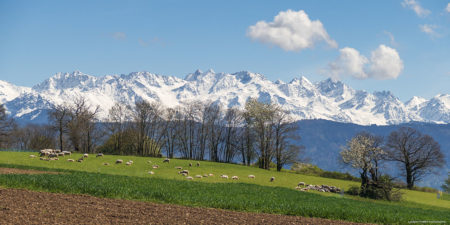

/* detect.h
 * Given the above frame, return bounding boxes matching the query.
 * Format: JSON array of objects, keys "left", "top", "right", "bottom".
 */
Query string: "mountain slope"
[{"left": 0, "top": 70, "right": 449, "bottom": 125}]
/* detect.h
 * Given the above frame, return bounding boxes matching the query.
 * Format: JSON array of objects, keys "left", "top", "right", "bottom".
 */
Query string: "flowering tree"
[{"left": 340, "top": 132, "right": 385, "bottom": 196}]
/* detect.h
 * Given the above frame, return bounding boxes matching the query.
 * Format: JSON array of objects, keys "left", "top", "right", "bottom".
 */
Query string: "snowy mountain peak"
[{"left": 1, "top": 70, "right": 449, "bottom": 125}]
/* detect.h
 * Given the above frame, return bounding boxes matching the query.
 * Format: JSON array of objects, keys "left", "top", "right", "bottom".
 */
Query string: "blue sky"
[{"left": 0, "top": 0, "right": 449, "bottom": 101}]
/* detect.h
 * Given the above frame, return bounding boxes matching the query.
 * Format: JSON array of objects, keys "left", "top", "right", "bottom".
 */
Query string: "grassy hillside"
[{"left": 0, "top": 152, "right": 449, "bottom": 224}]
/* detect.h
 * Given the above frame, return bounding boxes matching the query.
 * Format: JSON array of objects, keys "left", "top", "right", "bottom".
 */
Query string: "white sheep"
[
  {"left": 62, "top": 151, "right": 71, "bottom": 156},
  {"left": 83, "top": 153, "right": 88, "bottom": 158},
  {"left": 220, "top": 175, "right": 229, "bottom": 179},
  {"left": 179, "top": 170, "right": 189, "bottom": 175},
  {"left": 175, "top": 166, "right": 183, "bottom": 170},
  {"left": 148, "top": 171, "right": 155, "bottom": 175},
  {"left": 232, "top": 176, "right": 239, "bottom": 180},
  {"left": 67, "top": 159, "right": 74, "bottom": 162},
  {"left": 126, "top": 161, "right": 132, "bottom": 166},
  {"left": 116, "top": 159, "right": 123, "bottom": 164},
  {"left": 208, "top": 173, "right": 214, "bottom": 177},
  {"left": 57, "top": 153, "right": 65, "bottom": 157},
  {"left": 163, "top": 158, "right": 170, "bottom": 163},
  {"left": 270, "top": 177, "right": 275, "bottom": 182},
  {"left": 96, "top": 153, "right": 104, "bottom": 157},
  {"left": 152, "top": 165, "right": 159, "bottom": 169},
  {"left": 298, "top": 182, "right": 306, "bottom": 187},
  {"left": 248, "top": 175, "right": 255, "bottom": 179},
  {"left": 203, "top": 174, "right": 208, "bottom": 177},
  {"left": 195, "top": 175, "right": 202, "bottom": 178},
  {"left": 186, "top": 176, "right": 193, "bottom": 180},
  {"left": 196, "top": 162, "right": 200, "bottom": 167}
]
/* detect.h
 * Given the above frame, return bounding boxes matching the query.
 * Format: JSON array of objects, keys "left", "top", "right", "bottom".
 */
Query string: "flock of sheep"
[{"left": 31, "top": 150, "right": 342, "bottom": 194}]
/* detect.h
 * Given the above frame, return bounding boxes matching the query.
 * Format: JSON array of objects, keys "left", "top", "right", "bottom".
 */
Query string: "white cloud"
[
  {"left": 446, "top": 3, "right": 450, "bottom": 13},
  {"left": 401, "top": 0, "right": 431, "bottom": 17},
  {"left": 368, "top": 45, "right": 403, "bottom": 80},
  {"left": 327, "top": 47, "right": 368, "bottom": 79},
  {"left": 247, "top": 9, "right": 337, "bottom": 51},
  {"left": 325, "top": 45, "right": 403, "bottom": 80},
  {"left": 384, "top": 31, "right": 398, "bottom": 47},
  {"left": 112, "top": 32, "right": 126, "bottom": 40},
  {"left": 419, "top": 24, "right": 439, "bottom": 38}
]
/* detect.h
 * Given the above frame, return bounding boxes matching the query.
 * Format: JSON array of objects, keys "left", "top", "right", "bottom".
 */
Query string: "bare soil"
[{"left": 0, "top": 188, "right": 370, "bottom": 225}]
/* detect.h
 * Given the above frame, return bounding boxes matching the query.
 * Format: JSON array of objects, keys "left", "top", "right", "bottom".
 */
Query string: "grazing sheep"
[
  {"left": 295, "top": 186, "right": 302, "bottom": 190},
  {"left": 232, "top": 176, "right": 239, "bottom": 180},
  {"left": 220, "top": 175, "right": 229, "bottom": 179},
  {"left": 116, "top": 159, "right": 123, "bottom": 164},
  {"left": 126, "top": 161, "right": 132, "bottom": 166},
  {"left": 195, "top": 175, "right": 202, "bottom": 178},
  {"left": 163, "top": 158, "right": 170, "bottom": 163},
  {"left": 181, "top": 173, "right": 187, "bottom": 176},
  {"left": 77, "top": 158, "right": 83, "bottom": 162},
  {"left": 203, "top": 174, "right": 208, "bottom": 177},
  {"left": 189, "top": 162, "right": 192, "bottom": 167},
  {"left": 29, "top": 155, "right": 37, "bottom": 158},
  {"left": 96, "top": 153, "right": 104, "bottom": 157},
  {"left": 148, "top": 171, "right": 155, "bottom": 175},
  {"left": 83, "top": 153, "right": 88, "bottom": 158},
  {"left": 103, "top": 163, "right": 110, "bottom": 166},
  {"left": 62, "top": 151, "right": 71, "bottom": 156},
  {"left": 48, "top": 153, "right": 58, "bottom": 158},
  {"left": 55, "top": 149, "right": 61, "bottom": 153},
  {"left": 208, "top": 173, "right": 214, "bottom": 177},
  {"left": 152, "top": 165, "right": 159, "bottom": 169},
  {"left": 175, "top": 166, "right": 182, "bottom": 170},
  {"left": 186, "top": 176, "right": 193, "bottom": 180},
  {"left": 67, "top": 159, "right": 75, "bottom": 162},
  {"left": 270, "top": 177, "right": 275, "bottom": 182},
  {"left": 196, "top": 162, "right": 200, "bottom": 167},
  {"left": 179, "top": 170, "right": 189, "bottom": 175},
  {"left": 298, "top": 182, "right": 306, "bottom": 187},
  {"left": 128, "top": 160, "right": 134, "bottom": 164},
  {"left": 57, "top": 152, "right": 65, "bottom": 157},
  {"left": 248, "top": 175, "right": 255, "bottom": 179}
]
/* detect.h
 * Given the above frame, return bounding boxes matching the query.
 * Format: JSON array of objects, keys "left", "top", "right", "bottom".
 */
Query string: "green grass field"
[{"left": 0, "top": 151, "right": 449, "bottom": 224}]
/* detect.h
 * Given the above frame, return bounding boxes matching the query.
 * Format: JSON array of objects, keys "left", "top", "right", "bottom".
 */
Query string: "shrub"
[
  {"left": 363, "top": 175, "right": 402, "bottom": 201},
  {"left": 291, "top": 163, "right": 360, "bottom": 182},
  {"left": 346, "top": 186, "right": 360, "bottom": 196}
]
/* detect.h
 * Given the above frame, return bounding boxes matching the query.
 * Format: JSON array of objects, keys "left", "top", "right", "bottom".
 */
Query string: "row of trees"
[
  {"left": 0, "top": 98, "right": 303, "bottom": 171},
  {"left": 341, "top": 128, "right": 445, "bottom": 199}
]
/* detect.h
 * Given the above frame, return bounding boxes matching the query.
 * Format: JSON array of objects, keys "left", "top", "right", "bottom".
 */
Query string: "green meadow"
[{"left": 0, "top": 151, "right": 448, "bottom": 224}]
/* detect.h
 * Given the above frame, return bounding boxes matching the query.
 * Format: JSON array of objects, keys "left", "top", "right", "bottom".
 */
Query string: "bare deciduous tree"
[
  {"left": 385, "top": 127, "right": 445, "bottom": 189},
  {"left": 48, "top": 104, "right": 70, "bottom": 151}
]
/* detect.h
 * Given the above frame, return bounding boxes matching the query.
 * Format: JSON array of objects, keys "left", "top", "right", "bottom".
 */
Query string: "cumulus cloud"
[
  {"left": 446, "top": 3, "right": 450, "bottom": 13},
  {"left": 325, "top": 45, "right": 403, "bottom": 80},
  {"left": 368, "top": 45, "right": 403, "bottom": 80},
  {"left": 247, "top": 9, "right": 337, "bottom": 51},
  {"left": 327, "top": 47, "right": 368, "bottom": 79},
  {"left": 112, "top": 32, "right": 126, "bottom": 40},
  {"left": 401, "top": 0, "right": 431, "bottom": 17}
]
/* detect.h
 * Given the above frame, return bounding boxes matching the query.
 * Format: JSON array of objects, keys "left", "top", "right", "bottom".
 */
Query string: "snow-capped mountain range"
[{"left": 0, "top": 70, "right": 449, "bottom": 125}]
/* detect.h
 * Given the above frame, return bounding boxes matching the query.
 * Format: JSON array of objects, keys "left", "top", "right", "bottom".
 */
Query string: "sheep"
[
  {"left": 203, "top": 174, "right": 208, "bottom": 177},
  {"left": 128, "top": 160, "right": 134, "bottom": 164},
  {"left": 186, "top": 176, "right": 193, "bottom": 180},
  {"left": 175, "top": 166, "right": 183, "bottom": 170},
  {"left": 152, "top": 165, "right": 159, "bottom": 169},
  {"left": 29, "top": 155, "right": 37, "bottom": 158},
  {"left": 248, "top": 175, "right": 255, "bottom": 179},
  {"left": 295, "top": 186, "right": 302, "bottom": 190},
  {"left": 48, "top": 153, "right": 58, "bottom": 158},
  {"left": 67, "top": 159, "right": 75, "bottom": 162},
  {"left": 232, "top": 176, "right": 239, "bottom": 180},
  {"left": 298, "top": 182, "right": 306, "bottom": 187},
  {"left": 189, "top": 162, "right": 192, "bottom": 167},
  {"left": 208, "top": 173, "right": 214, "bottom": 177},
  {"left": 57, "top": 152, "right": 65, "bottom": 157},
  {"left": 220, "top": 175, "right": 229, "bottom": 179},
  {"left": 179, "top": 170, "right": 189, "bottom": 175},
  {"left": 163, "top": 158, "right": 170, "bottom": 163},
  {"left": 126, "top": 161, "right": 132, "bottom": 166},
  {"left": 55, "top": 149, "right": 61, "bottom": 153},
  {"left": 270, "top": 177, "right": 275, "bottom": 182},
  {"left": 103, "top": 163, "right": 110, "bottom": 166},
  {"left": 195, "top": 175, "right": 202, "bottom": 178},
  {"left": 148, "top": 171, "right": 155, "bottom": 175},
  {"left": 62, "top": 151, "right": 71, "bottom": 156},
  {"left": 83, "top": 153, "right": 88, "bottom": 158},
  {"left": 181, "top": 173, "right": 187, "bottom": 176},
  {"left": 51, "top": 157, "right": 59, "bottom": 160},
  {"left": 116, "top": 159, "right": 123, "bottom": 164},
  {"left": 196, "top": 162, "right": 200, "bottom": 167},
  {"left": 96, "top": 153, "right": 104, "bottom": 157},
  {"left": 77, "top": 158, "right": 83, "bottom": 162}
]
